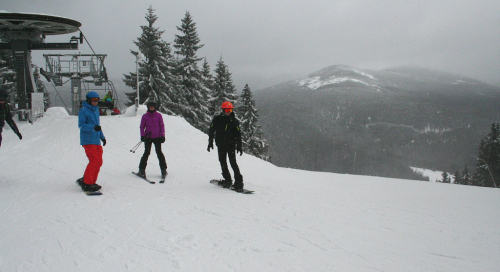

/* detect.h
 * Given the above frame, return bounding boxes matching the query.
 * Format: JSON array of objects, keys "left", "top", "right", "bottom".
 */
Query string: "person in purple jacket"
[{"left": 137, "top": 100, "right": 167, "bottom": 179}]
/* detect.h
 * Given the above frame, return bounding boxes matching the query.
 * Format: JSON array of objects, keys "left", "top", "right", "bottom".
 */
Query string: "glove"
[
  {"left": 141, "top": 136, "right": 146, "bottom": 142},
  {"left": 102, "top": 138, "right": 107, "bottom": 146},
  {"left": 94, "top": 125, "right": 101, "bottom": 131},
  {"left": 207, "top": 142, "right": 214, "bottom": 152},
  {"left": 17, "top": 132, "right": 22, "bottom": 140},
  {"left": 160, "top": 136, "right": 165, "bottom": 143}
]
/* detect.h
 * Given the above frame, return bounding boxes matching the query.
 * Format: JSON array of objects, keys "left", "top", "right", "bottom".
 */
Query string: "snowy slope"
[{"left": 1, "top": 107, "right": 499, "bottom": 271}]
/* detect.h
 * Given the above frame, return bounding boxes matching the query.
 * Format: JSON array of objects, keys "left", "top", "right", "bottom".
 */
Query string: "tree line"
[
  {"left": 439, "top": 123, "right": 500, "bottom": 188},
  {"left": 122, "top": 7, "right": 270, "bottom": 161}
]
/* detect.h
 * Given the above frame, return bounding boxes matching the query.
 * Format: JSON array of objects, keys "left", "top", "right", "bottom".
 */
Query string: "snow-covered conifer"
[
  {"left": 0, "top": 50, "right": 16, "bottom": 102},
  {"left": 123, "top": 6, "right": 179, "bottom": 114},
  {"left": 210, "top": 56, "right": 238, "bottom": 116},
  {"left": 173, "top": 12, "right": 210, "bottom": 130},
  {"left": 237, "top": 84, "right": 270, "bottom": 161}
]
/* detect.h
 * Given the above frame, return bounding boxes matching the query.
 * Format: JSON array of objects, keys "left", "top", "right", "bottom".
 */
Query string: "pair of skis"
[{"left": 132, "top": 172, "right": 165, "bottom": 184}]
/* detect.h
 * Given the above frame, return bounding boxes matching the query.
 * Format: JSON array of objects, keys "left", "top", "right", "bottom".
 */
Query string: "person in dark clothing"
[
  {"left": 137, "top": 100, "right": 167, "bottom": 179},
  {"left": 0, "top": 89, "right": 22, "bottom": 148},
  {"left": 207, "top": 101, "right": 244, "bottom": 191}
]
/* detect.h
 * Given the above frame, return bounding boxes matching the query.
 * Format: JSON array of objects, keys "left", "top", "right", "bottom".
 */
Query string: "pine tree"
[
  {"left": 473, "top": 123, "right": 500, "bottom": 188},
  {"left": 173, "top": 11, "right": 210, "bottom": 130},
  {"left": 462, "top": 165, "right": 472, "bottom": 185},
  {"left": 0, "top": 50, "right": 16, "bottom": 102},
  {"left": 201, "top": 58, "right": 215, "bottom": 104},
  {"left": 453, "top": 170, "right": 462, "bottom": 185},
  {"left": 440, "top": 171, "right": 451, "bottom": 183},
  {"left": 210, "top": 56, "right": 238, "bottom": 116},
  {"left": 237, "top": 84, "right": 270, "bottom": 161},
  {"left": 123, "top": 6, "right": 179, "bottom": 114}
]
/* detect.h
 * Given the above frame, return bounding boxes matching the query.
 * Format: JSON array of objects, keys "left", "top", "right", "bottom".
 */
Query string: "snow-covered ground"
[
  {"left": 411, "top": 167, "right": 449, "bottom": 182},
  {"left": 1, "top": 107, "right": 499, "bottom": 271}
]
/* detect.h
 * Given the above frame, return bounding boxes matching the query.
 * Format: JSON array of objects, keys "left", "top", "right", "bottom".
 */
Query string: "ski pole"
[
  {"left": 130, "top": 141, "right": 142, "bottom": 153},
  {"left": 130, "top": 132, "right": 151, "bottom": 153}
]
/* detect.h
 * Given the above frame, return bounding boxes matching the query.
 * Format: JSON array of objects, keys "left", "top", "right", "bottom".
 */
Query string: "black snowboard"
[
  {"left": 210, "top": 179, "right": 254, "bottom": 194},
  {"left": 84, "top": 190, "right": 103, "bottom": 196}
]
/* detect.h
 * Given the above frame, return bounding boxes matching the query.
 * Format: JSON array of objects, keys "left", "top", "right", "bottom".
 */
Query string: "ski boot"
[
  {"left": 161, "top": 168, "right": 168, "bottom": 179},
  {"left": 80, "top": 182, "right": 100, "bottom": 192},
  {"left": 232, "top": 174, "right": 244, "bottom": 192},
  {"left": 137, "top": 168, "right": 147, "bottom": 179},
  {"left": 76, "top": 177, "right": 84, "bottom": 187},
  {"left": 230, "top": 184, "right": 244, "bottom": 193}
]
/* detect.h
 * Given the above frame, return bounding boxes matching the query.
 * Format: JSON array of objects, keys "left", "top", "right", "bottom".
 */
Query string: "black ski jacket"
[
  {"left": 208, "top": 112, "right": 242, "bottom": 148},
  {"left": 0, "top": 104, "right": 19, "bottom": 134}
]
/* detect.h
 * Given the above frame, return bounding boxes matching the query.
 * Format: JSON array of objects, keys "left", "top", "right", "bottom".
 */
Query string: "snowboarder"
[
  {"left": 0, "top": 89, "right": 22, "bottom": 148},
  {"left": 137, "top": 100, "right": 167, "bottom": 180},
  {"left": 207, "top": 101, "right": 244, "bottom": 192},
  {"left": 78, "top": 91, "right": 106, "bottom": 192}
]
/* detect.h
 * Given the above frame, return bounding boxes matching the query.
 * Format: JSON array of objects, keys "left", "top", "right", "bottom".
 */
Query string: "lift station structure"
[
  {"left": 0, "top": 12, "right": 81, "bottom": 118},
  {"left": 0, "top": 12, "right": 117, "bottom": 117},
  {"left": 43, "top": 53, "right": 117, "bottom": 115}
]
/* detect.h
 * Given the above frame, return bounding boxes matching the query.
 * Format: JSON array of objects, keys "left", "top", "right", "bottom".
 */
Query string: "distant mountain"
[{"left": 253, "top": 65, "right": 500, "bottom": 180}]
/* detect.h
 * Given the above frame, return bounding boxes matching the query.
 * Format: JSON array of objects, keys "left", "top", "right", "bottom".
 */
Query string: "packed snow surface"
[{"left": 1, "top": 107, "right": 499, "bottom": 271}]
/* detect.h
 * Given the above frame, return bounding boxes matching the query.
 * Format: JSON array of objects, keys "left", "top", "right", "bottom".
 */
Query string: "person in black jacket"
[
  {"left": 0, "top": 89, "right": 22, "bottom": 149},
  {"left": 207, "top": 101, "right": 244, "bottom": 191}
]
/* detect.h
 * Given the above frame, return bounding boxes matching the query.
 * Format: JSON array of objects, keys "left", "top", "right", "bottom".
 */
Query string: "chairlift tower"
[
  {"left": 43, "top": 53, "right": 109, "bottom": 115},
  {"left": 0, "top": 12, "right": 81, "bottom": 119}
]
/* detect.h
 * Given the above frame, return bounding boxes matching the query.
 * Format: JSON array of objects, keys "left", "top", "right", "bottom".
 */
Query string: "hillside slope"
[
  {"left": 254, "top": 65, "right": 500, "bottom": 179},
  {"left": 0, "top": 107, "right": 499, "bottom": 271}
]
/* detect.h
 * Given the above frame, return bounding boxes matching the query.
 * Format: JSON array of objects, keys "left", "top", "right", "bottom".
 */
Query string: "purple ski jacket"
[{"left": 140, "top": 110, "right": 165, "bottom": 139}]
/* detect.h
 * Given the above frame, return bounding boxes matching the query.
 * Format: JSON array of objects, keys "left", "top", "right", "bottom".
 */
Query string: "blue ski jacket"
[{"left": 79, "top": 101, "right": 105, "bottom": 145}]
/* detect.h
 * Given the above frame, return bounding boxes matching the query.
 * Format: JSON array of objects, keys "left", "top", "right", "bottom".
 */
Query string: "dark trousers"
[
  {"left": 217, "top": 144, "right": 242, "bottom": 186},
  {"left": 139, "top": 139, "right": 167, "bottom": 170},
  {"left": 0, "top": 132, "right": 2, "bottom": 148}
]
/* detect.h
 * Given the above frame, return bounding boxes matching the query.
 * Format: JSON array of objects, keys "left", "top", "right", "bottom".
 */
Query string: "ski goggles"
[
  {"left": 225, "top": 108, "right": 233, "bottom": 113},
  {"left": 90, "top": 97, "right": 100, "bottom": 102}
]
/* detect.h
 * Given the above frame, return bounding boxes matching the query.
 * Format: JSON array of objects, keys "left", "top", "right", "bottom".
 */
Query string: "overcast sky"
[{"left": 3, "top": 0, "right": 500, "bottom": 91}]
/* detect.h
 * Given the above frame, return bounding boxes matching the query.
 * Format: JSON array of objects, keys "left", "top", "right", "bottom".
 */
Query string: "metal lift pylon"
[{"left": 0, "top": 12, "right": 81, "bottom": 120}]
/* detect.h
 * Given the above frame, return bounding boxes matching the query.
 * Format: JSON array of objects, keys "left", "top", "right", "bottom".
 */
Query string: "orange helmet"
[{"left": 221, "top": 101, "right": 234, "bottom": 109}]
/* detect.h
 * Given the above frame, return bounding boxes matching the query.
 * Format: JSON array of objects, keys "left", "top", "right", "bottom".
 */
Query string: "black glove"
[
  {"left": 141, "top": 136, "right": 146, "bottom": 142},
  {"left": 160, "top": 136, "right": 165, "bottom": 143},
  {"left": 16, "top": 132, "right": 22, "bottom": 140},
  {"left": 102, "top": 138, "right": 107, "bottom": 146},
  {"left": 94, "top": 125, "right": 101, "bottom": 131},
  {"left": 207, "top": 142, "right": 214, "bottom": 152}
]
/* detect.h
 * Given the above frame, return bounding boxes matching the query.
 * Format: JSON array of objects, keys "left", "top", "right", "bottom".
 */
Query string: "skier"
[
  {"left": 77, "top": 91, "right": 106, "bottom": 192},
  {"left": 137, "top": 100, "right": 167, "bottom": 180},
  {"left": 0, "top": 89, "right": 22, "bottom": 148},
  {"left": 207, "top": 101, "right": 244, "bottom": 192}
]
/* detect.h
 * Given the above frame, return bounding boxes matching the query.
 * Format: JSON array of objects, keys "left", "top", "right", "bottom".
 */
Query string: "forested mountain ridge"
[{"left": 254, "top": 65, "right": 500, "bottom": 180}]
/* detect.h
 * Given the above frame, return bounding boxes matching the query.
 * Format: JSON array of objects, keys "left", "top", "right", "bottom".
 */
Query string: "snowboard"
[
  {"left": 210, "top": 179, "right": 254, "bottom": 194},
  {"left": 132, "top": 172, "right": 156, "bottom": 184},
  {"left": 84, "top": 190, "right": 103, "bottom": 196},
  {"left": 76, "top": 179, "right": 103, "bottom": 195}
]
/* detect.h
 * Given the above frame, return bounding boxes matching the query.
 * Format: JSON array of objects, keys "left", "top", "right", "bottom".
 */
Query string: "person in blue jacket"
[{"left": 77, "top": 91, "right": 106, "bottom": 192}]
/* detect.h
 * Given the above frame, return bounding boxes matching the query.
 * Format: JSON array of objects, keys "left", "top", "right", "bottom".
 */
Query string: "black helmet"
[
  {"left": 0, "top": 89, "right": 9, "bottom": 101},
  {"left": 147, "top": 99, "right": 157, "bottom": 107}
]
